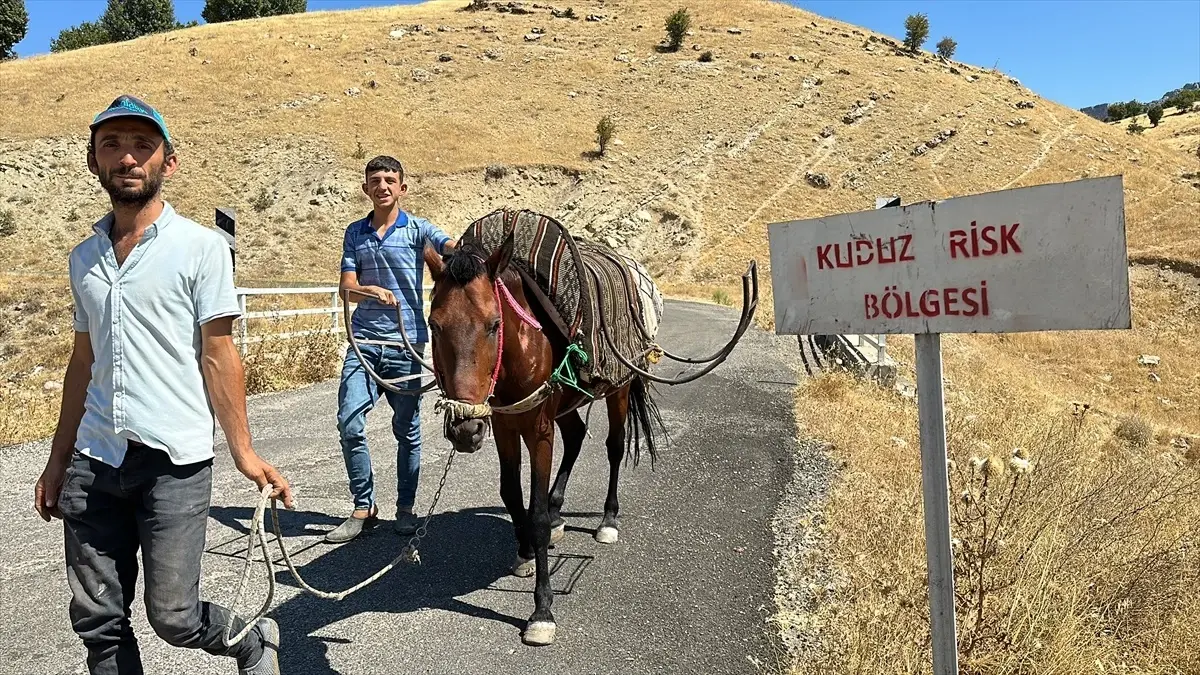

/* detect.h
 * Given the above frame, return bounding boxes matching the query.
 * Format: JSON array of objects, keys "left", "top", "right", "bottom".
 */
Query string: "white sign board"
[{"left": 767, "top": 176, "right": 1130, "bottom": 335}]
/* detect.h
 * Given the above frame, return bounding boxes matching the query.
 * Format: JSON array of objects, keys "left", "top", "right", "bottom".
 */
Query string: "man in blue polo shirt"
[{"left": 326, "top": 155, "right": 456, "bottom": 543}]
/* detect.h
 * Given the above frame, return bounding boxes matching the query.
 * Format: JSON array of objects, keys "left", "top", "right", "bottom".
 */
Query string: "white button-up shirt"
[{"left": 68, "top": 202, "right": 241, "bottom": 467}]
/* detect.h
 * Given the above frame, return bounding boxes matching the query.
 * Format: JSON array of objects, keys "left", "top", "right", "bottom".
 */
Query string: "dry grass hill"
[{"left": 1, "top": 0, "right": 1198, "bottom": 672}]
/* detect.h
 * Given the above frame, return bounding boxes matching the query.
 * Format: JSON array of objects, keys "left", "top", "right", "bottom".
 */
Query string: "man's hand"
[
  {"left": 364, "top": 285, "right": 397, "bottom": 306},
  {"left": 33, "top": 457, "right": 69, "bottom": 521},
  {"left": 234, "top": 453, "right": 295, "bottom": 509},
  {"left": 40, "top": 330, "right": 94, "bottom": 523},
  {"left": 199, "top": 317, "right": 296, "bottom": 510}
]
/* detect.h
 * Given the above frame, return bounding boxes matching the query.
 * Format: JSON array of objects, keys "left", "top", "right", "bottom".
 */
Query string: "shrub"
[
  {"left": 51, "top": 20, "right": 111, "bottom": 51},
  {"left": 1114, "top": 414, "right": 1153, "bottom": 447},
  {"left": 596, "top": 115, "right": 616, "bottom": 156},
  {"left": 0, "top": 208, "right": 15, "bottom": 237},
  {"left": 1147, "top": 105, "right": 1163, "bottom": 127},
  {"left": 1127, "top": 118, "right": 1146, "bottom": 135},
  {"left": 903, "top": 13, "right": 929, "bottom": 53},
  {"left": 698, "top": 50, "right": 713, "bottom": 62},
  {"left": 0, "top": 0, "right": 29, "bottom": 60},
  {"left": 664, "top": 7, "right": 690, "bottom": 52},
  {"left": 252, "top": 187, "right": 273, "bottom": 212},
  {"left": 100, "top": 0, "right": 178, "bottom": 42},
  {"left": 936, "top": 35, "right": 956, "bottom": 60}
]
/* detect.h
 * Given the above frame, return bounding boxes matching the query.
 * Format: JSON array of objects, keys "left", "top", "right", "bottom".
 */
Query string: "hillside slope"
[
  {"left": 3, "top": 2, "right": 1199, "bottom": 671},
  {"left": 1, "top": 0, "right": 1197, "bottom": 294}
]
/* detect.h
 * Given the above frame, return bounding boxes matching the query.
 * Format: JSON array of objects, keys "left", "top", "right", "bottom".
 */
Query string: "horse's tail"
[{"left": 625, "top": 375, "right": 669, "bottom": 468}]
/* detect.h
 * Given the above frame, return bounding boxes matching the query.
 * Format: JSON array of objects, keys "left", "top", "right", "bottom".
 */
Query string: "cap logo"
[{"left": 92, "top": 96, "right": 170, "bottom": 141}]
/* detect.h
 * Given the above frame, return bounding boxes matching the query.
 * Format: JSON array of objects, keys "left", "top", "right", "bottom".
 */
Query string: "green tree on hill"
[
  {"left": 903, "top": 13, "right": 929, "bottom": 53},
  {"left": 0, "top": 0, "right": 29, "bottom": 60},
  {"left": 51, "top": 20, "right": 111, "bottom": 52},
  {"left": 264, "top": 0, "right": 306, "bottom": 14},
  {"left": 664, "top": 7, "right": 690, "bottom": 52},
  {"left": 936, "top": 36, "right": 956, "bottom": 60},
  {"left": 1147, "top": 105, "right": 1163, "bottom": 127},
  {"left": 1106, "top": 100, "right": 1146, "bottom": 122},
  {"left": 101, "top": 0, "right": 178, "bottom": 42},
  {"left": 1164, "top": 89, "right": 1200, "bottom": 112},
  {"left": 596, "top": 115, "right": 616, "bottom": 155},
  {"left": 202, "top": 0, "right": 306, "bottom": 23}
]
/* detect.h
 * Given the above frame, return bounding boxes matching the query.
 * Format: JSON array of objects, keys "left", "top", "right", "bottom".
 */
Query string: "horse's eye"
[
  {"left": 428, "top": 321, "right": 440, "bottom": 335},
  {"left": 488, "top": 319, "right": 501, "bottom": 335}
]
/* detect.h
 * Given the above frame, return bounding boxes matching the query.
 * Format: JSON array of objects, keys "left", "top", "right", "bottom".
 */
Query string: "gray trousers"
[{"left": 58, "top": 442, "right": 266, "bottom": 674}]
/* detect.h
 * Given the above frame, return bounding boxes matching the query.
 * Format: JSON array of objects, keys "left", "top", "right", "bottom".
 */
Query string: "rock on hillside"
[{"left": 0, "top": 0, "right": 1196, "bottom": 322}]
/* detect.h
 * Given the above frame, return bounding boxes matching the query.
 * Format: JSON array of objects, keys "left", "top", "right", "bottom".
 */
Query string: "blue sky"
[{"left": 11, "top": 0, "right": 1200, "bottom": 109}]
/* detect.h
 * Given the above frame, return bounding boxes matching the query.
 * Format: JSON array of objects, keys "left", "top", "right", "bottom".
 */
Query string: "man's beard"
[{"left": 99, "top": 164, "right": 165, "bottom": 206}]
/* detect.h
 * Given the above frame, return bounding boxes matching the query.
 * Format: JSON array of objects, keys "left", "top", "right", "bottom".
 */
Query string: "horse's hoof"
[
  {"left": 595, "top": 526, "right": 619, "bottom": 544},
  {"left": 512, "top": 556, "right": 535, "bottom": 577},
  {"left": 550, "top": 522, "right": 566, "bottom": 544},
  {"left": 522, "top": 621, "right": 557, "bottom": 646}
]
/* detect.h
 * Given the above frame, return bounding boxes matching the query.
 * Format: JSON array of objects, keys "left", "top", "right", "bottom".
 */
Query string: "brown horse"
[{"left": 420, "top": 235, "right": 668, "bottom": 646}]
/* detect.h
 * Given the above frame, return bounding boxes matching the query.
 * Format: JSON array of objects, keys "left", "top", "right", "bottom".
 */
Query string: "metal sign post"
[
  {"left": 914, "top": 331, "right": 957, "bottom": 672},
  {"left": 766, "top": 176, "right": 1132, "bottom": 674},
  {"left": 876, "top": 195, "right": 958, "bottom": 671},
  {"left": 216, "top": 206, "right": 237, "bottom": 274},
  {"left": 215, "top": 207, "right": 245, "bottom": 352}
]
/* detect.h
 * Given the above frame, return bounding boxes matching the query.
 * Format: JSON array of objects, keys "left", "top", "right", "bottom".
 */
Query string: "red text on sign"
[
  {"left": 864, "top": 282, "right": 990, "bottom": 320},
  {"left": 816, "top": 234, "right": 916, "bottom": 270},
  {"left": 949, "top": 221, "right": 1022, "bottom": 259}
]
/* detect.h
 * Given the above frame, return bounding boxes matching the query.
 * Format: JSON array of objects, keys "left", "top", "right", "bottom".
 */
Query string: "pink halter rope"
[{"left": 486, "top": 277, "right": 542, "bottom": 399}]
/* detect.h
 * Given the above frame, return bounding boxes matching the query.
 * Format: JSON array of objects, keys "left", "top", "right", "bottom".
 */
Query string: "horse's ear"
[
  {"left": 487, "top": 231, "right": 514, "bottom": 280},
  {"left": 424, "top": 243, "right": 445, "bottom": 281}
]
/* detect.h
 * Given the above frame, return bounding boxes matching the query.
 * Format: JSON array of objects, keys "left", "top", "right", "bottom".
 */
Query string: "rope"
[
  {"left": 551, "top": 342, "right": 593, "bottom": 398},
  {"left": 220, "top": 446, "right": 459, "bottom": 647}
]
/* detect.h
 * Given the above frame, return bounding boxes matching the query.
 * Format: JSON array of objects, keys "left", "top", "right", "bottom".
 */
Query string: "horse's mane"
[{"left": 439, "top": 240, "right": 519, "bottom": 288}]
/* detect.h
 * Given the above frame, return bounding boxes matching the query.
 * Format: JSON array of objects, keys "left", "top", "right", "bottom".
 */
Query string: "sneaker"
[
  {"left": 324, "top": 505, "right": 378, "bottom": 543},
  {"left": 394, "top": 510, "right": 420, "bottom": 536},
  {"left": 238, "top": 617, "right": 280, "bottom": 675}
]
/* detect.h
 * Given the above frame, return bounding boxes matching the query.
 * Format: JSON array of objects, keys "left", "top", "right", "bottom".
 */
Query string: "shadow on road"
[{"left": 206, "top": 505, "right": 582, "bottom": 675}]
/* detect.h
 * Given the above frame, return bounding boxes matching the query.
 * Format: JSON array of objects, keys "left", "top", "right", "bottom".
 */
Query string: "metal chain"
[{"left": 400, "top": 446, "right": 458, "bottom": 565}]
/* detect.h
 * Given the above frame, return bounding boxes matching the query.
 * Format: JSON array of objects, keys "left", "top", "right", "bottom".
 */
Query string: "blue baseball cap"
[{"left": 89, "top": 94, "right": 171, "bottom": 144}]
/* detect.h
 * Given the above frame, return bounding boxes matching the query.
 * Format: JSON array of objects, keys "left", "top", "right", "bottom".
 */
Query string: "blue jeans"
[
  {"left": 337, "top": 342, "right": 425, "bottom": 512},
  {"left": 58, "top": 442, "right": 266, "bottom": 674}
]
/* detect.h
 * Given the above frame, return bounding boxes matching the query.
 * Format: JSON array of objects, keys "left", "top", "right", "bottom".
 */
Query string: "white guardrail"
[
  {"left": 232, "top": 286, "right": 428, "bottom": 353},
  {"left": 233, "top": 286, "right": 342, "bottom": 352},
  {"left": 847, "top": 333, "right": 888, "bottom": 365}
]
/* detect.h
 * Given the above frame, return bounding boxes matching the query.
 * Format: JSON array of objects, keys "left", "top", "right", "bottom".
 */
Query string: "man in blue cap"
[{"left": 33, "top": 94, "right": 291, "bottom": 675}]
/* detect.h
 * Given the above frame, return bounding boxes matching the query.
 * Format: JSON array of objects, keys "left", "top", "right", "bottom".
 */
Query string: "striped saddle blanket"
[{"left": 460, "top": 208, "right": 663, "bottom": 389}]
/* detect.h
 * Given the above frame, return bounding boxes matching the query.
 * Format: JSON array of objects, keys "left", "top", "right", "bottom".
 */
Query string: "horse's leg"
[
  {"left": 519, "top": 406, "right": 558, "bottom": 646},
  {"left": 596, "top": 384, "right": 631, "bottom": 544},
  {"left": 494, "top": 421, "right": 534, "bottom": 577},
  {"left": 548, "top": 409, "right": 587, "bottom": 545}
]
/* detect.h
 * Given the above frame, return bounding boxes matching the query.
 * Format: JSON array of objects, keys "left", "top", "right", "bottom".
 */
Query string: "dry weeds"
[
  {"left": 786, "top": 268, "right": 1200, "bottom": 674},
  {"left": 788, "top": 361, "right": 1199, "bottom": 674},
  {"left": 0, "top": 274, "right": 349, "bottom": 444}
]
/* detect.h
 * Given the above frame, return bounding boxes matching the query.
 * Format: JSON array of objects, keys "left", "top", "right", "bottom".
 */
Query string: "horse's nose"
[{"left": 449, "top": 418, "right": 488, "bottom": 452}]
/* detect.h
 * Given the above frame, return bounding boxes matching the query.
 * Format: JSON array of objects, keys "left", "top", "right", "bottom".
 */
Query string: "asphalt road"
[{"left": 0, "top": 299, "right": 811, "bottom": 675}]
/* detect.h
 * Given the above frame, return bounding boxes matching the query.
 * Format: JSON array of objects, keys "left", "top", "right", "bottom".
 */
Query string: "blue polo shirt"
[{"left": 342, "top": 210, "right": 451, "bottom": 343}]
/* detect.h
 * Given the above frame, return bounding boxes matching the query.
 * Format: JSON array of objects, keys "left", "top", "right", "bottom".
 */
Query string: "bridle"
[{"left": 431, "top": 274, "right": 555, "bottom": 432}]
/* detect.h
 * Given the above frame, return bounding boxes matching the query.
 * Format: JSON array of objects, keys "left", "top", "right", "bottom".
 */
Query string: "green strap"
[{"left": 551, "top": 343, "right": 593, "bottom": 398}]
